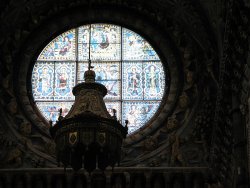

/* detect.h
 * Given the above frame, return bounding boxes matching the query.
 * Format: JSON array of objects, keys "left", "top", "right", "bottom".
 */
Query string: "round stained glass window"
[{"left": 32, "top": 24, "right": 166, "bottom": 134}]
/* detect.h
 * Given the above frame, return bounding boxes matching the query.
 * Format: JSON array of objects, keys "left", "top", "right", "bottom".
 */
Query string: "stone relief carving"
[
  {"left": 178, "top": 92, "right": 190, "bottom": 109},
  {"left": 4, "top": 148, "right": 22, "bottom": 167},
  {"left": 19, "top": 121, "right": 32, "bottom": 136},
  {"left": 161, "top": 115, "right": 179, "bottom": 133},
  {"left": 144, "top": 136, "right": 158, "bottom": 151},
  {"left": 169, "top": 133, "right": 185, "bottom": 166}
]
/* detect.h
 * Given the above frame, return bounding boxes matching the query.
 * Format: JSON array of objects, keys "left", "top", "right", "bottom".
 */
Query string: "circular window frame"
[
  {"left": 15, "top": 6, "right": 182, "bottom": 145},
  {"left": 32, "top": 23, "right": 167, "bottom": 135}
]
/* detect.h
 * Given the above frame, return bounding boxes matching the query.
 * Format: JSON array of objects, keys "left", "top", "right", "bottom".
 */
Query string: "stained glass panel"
[
  {"left": 91, "top": 24, "right": 121, "bottom": 44},
  {"left": 32, "top": 62, "right": 54, "bottom": 101},
  {"left": 78, "top": 25, "right": 90, "bottom": 43},
  {"left": 36, "top": 102, "right": 73, "bottom": 124},
  {"left": 90, "top": 43, "right": 120, "bottom": 61},
  {"left": 122, "top": 29, "right": 159, "bottom": 60},
  {"left": 33, "top": 24, "right": 166, "bottom": 134},
  {"left": 54, "top": 62, "right": 76, "bottom": 100},
  {"left": 105, "top": 101, "right": 121, "bottom": 121},
  {"left": 122, "top": 101, "right": 160, "bottom": 134},
  {"left": 98, "top": 80, "right": 120, "bottom": 100},
  {"left": 122, "top": 62, "right": 143, "bottom": 100},
  {"left": 77, "top": 62, "right": 88, "bottom": 82},
  {"left": 78, "top": 26, "right": 90, "bottom": 61},
  {"left": 38, "top": 30, "right": 76, "bottom": 61},
  {"left": 90, "top": 24, "right": 121, "bottom": 61},
  {"left": 77, "top": 62, "right": 120, "bottom": 83},
  {"left": 78, "top": 43, "right": 89, "bottom": 61},
  {"left": 143, "top": 62, "right": 165, "bottom": 100},
  {"left": 94, "top": 62, "right": 120, "bottom": 81}
]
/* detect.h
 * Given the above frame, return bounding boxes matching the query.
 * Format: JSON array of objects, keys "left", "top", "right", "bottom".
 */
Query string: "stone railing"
[{"left": 0, "top": 167, "right": 211, "bottom": 188}]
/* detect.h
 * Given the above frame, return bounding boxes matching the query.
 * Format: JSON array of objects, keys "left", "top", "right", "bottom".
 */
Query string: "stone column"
[
  {"left": 86, "top": 173, "right": 91, "bottom": 188},
  {"left": 105, "top": 172, "right": 112, "bottom": 188},
  {"left": 123, "top": 172, "right": 130, "bottom": 188}
]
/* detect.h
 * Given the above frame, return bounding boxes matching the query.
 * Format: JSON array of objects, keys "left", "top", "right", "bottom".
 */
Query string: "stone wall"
[{"left": 0, "top": 0, "right": 249, "bottom": 187}]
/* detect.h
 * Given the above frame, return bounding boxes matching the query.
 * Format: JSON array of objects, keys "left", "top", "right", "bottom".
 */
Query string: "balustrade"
[{"left": 0, "top": 167, "right": 209, "bottom": 188}]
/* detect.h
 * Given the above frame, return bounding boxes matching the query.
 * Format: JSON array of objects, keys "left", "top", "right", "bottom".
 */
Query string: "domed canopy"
[{"left": 50, "top": 66, "right": 128, "bottom": 172}]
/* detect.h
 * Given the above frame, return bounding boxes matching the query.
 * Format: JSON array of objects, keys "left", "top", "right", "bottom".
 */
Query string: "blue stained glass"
[
  {"left": 38, "top": 30, "right": 76, "bottom": 61},
  {"left": 77, "top": 62, "right": 120, "bottom": 83},
  {"left": 91, "top": 24, "right": 121, "bottom": 44},
  {"left": 36, "top": 102, "right": 73, "bottom": 124},
  {"left": 122, "top": 101, "right": 160, "bottom": 134},
  {"left": 78, "top": 43, "right": 89, "bottom": 61},
  {"left": 33, "top": 24, "right": 166, "bottom": 134},
  {"left": 122, "top": 29, "right": 159, "bottom": 60},
  {"left": 78, "top": 25, "right": 90, "bottom": 43},
  {"left": 98, "top": 80, "right": 120, "bottom": 100},
  {"left": 90, "top": 43, "right": 120, "bottom": 61},
  {"left": 32, "top": 62, "right": 54, "bottom": 100},
  {"left": 94, "top": 62, "right": 120, "bottom": 81},
  {"left": 122, "top": 63, "right": 143, "bottom": 100},
  {"left": 78, "top": 26, "right": 90, "bottom": 60},
  {"left": 144, "top": 62, "right": 165, "bottom": 100},
  {"left": 54, "top": 62, "right": 76, "bottom": 100},
  {"left": 105, "top": 101, "right": 121, "bottom": 120},
  {"left": 90, "top": 24, "right": 121, "bottom": 61},
  {"left": 77, "top": 62, "right": 88, "bottom": 82}
]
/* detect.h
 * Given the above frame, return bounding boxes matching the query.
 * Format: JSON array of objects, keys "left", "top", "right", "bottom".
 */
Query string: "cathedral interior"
[{"left": 0, "top": 0, "right": 250, "bottom": 187}]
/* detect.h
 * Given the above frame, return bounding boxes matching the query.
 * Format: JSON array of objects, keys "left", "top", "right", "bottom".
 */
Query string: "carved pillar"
[
  {"left": 86, "top": 173, "right": 91, "bottom": 188},
  {"left": 123, "top": 172, "right": 130, "bottom": 188},
  {"left": 105, "top": 172, "right": 111, "bottom": 188}
]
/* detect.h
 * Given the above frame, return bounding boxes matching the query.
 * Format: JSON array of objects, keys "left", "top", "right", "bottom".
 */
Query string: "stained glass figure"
[
  {"left": 36, "top": 102, "right": 73, "bottom": 124},
  {"left": 122, "top": 29, "right": 159, "bottom": 60},
  {"left": 32, "top": 62, "right": 54, "bottom": 100},
  {"left": 94, "top": 62, "right": 120, "bottom": 81},
  {"left": 33, "top": 24, "right": 166, "bottom": 134},
  {"left": 54, "top": 62, "right": 76, "bottom": 100},
  {"left": 78, "top": 26, "right": 90, "bottom": 61},
  {"left": 38, "top": 30, "right": 76, "bottom": 61},
  {"left": 90, "top": 24, "right": 121, "bottom": 61},
  {"left": 144, "top": 62, "right": 165, "bottom": 100},
  {"left": 122, "top": 63, "right": 143, "bottom": 100},
  {"left": 122, "top": 101, "right": 160, "bottom": 134}
]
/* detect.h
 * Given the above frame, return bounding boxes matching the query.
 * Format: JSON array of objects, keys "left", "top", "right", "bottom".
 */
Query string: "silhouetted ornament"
[{"left": 50, "top": 60, "right": 128, "bottom": 173}]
